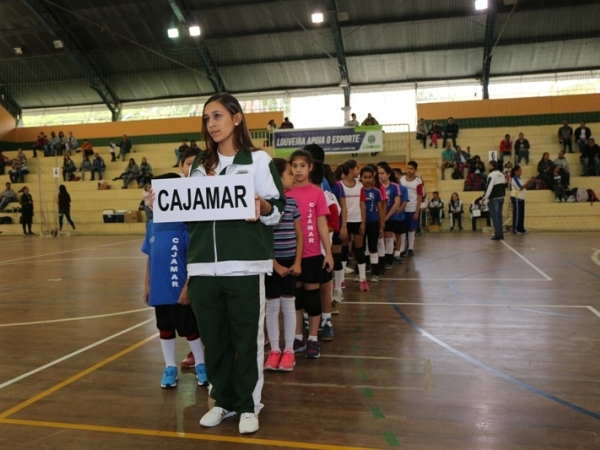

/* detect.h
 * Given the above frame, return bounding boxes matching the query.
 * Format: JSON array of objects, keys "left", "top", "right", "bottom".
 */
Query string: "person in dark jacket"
[
  {"left": 442, "top": 117, "right": 459, "bottom": 148},
  {"left": 515, "top": 133, "right": 530, "bottom": 165},
  {"left": 536, "top": 152, "right": 554, "bottom": 188},
  {"left": 58, "top": 184, "right": 76, "bottom": 230},
  {"left": 19, "top": 186, "right": 34, "bottom": 235},
  {"left": 574, "top": 121, "right": 592, "bottom": 153},
  {"left": 91, "top": 153, "right": 105, "bottom": 181},
  {"left": 117, "top": 134, "right": 133, "bottom": 161},
  {"left": 481, "top": 161, "right": 506, "bottom": 241},
  {"left": 580, "top": 137, "right": 600, "bottom": 176},
  {"left": 62, "top": 155, "right": 76, "bottom": 181},
  {"left": 558, "top": 120, "right": 574, "bottom": 153}
]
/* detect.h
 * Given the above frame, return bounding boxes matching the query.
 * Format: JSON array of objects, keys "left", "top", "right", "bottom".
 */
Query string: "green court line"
[
  {"left": 362, "top": 388, "right": 374, "bottom": 398},
  {"left": 371, "top": 407, "right": 385, "bottom": 419},
  {"left": 354, "top": 326, "right": 362, "bottom": 332},
  {"left": 354, "top": 358, "right": 363, "bottom": 365},
  {"left": 357, "top": 371, "right": 367, "bottom": 380},
  {"left": 496, "top": 280, "right": 509, "bottom": 295},
  {"left": 357, "top": 317, "right": 364, "bottom": 323},
  {"left": 353, "top": 345, "right": 361, "bottom": 352},
  {"left": 353, "top": 335, "right": 361, "bottom": 341},
  {"left": 383, "top": 431, "right": 401, "bottom": 446}
]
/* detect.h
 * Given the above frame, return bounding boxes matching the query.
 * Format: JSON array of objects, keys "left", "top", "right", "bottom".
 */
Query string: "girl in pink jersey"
[{"left": 286, "top": 150, "right": 334, "bottom": 359}]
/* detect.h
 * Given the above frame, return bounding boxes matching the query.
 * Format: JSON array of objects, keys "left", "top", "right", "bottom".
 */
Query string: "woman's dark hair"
[
  {"left": 129, "top": 158, "right": 136, "bottom": 165},
  {"left": 334, "top": 164, "right": 344, "bottom": 181},
  {"left": 272, "top": 157, "right": 289, "bottom": 177},
  {"left": 201, "top": 94, "right": 255, "bottom": 175},
  {"left": 450, "top": 192, "right": 460, "bottom": 202},
  {"left": 181, "top": 146, "right": 200, "bottom": 163},
  {"left": 360, "top": 166, "right": 374, "bottom": 177},
  {"left": 341, "top": 159, "right": 358, "bottom": 176},
  {"left": 511, "top": 165, "right": 521, "bottom": 177},
  {"left": 365, "top": 163, "right": 380, "bottom": 187},
  {"left": 59, "top": 184, "right": 67, "bottom": 194},
  {"left": 309, "top": 160, "right": 325, "bottom": 185},
  {"left": 323, "top": 163, "right": 335, "bottom": 186},
  {"left": 304, "top": 144, "right": 325, "bottom": 162},
  {"left": 289, "top": 149, "right": 313, "bottom": 165},
  {"left": 378, "top": 164, "right": 398, "bottom": 183}
]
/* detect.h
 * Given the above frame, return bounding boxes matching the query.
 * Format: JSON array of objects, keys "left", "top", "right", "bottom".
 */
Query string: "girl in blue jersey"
[
  {"left": 360, "top": 166, "right": 385, "bottom": 285},
  {"left": 377, "top": 164, "right": 402, "bottom": 268}
]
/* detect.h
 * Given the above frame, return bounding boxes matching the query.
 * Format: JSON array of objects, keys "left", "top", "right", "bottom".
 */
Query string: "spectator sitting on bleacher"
[
  {"left": 574, "top": 121, "right": 592, "bottom": 153},
  {"left": 66, "top": 131, "right": 78, "bottom": 154},
  {"left": 468, "top": 155, "right": 486, "bottom": 180},
  {"left": 448, "top": 192, "right": 463, "bottom": 231},
  {"left": 173, "top": 139, "right": 189, "bottom": 168},
  {"left": 114, "top": 158, "right": 140, "bottom": 189},
  {"left": 280, "top": 117, "right": 294, "bottom": 129},
  {"left": 0, "top": 182, "right": 17, "bottom": 211},
  {"left": 361, "top": 113, "right": 379, "bottom": 126},
  {"left": 515, "top": 133, "right": 530, "bottom": 165},
  {"left": 503, "top": 161, "right": 513, "bottom": 183},
  {"left": 551, "top": 165, "right": 568, "bottom": 203},
  {"left": 470, "top": 196, "right": 491, "bottom": 231},
  {"left": 581, "top": 138, "right": 600, "bottom": 177},
  {"left": 33, "top": 132, "right": 46, "bottom": 158},
  {"left": 537, "top": 152, "right": 554, "bottom": 188},
  {"left": 416, "top": 118, "right": 428, "bottom": 149},
  {"left": 499, "top": 134, "right": 512, "bottom": 165},
  {"left": 190, "top": 139, "right": 199, "bottom": 149},
  {"left": 558, "top": 120, "right": 574, "bottom": 154},
  {"left": 0, "top": 151, "right": 11, "bottom": 175},
  {"left": 442, "top": 117, "right": 459, "bottom": 148},
  {"left": 428, "top": 191, "right": 444, "bottom": 225},
  {"left": 9, "top": 158, "right": 25, "bottom": 183},
  {"left": 91, "top": 153, "right": 105, "bottom": 181},
  {"left": 440, "top": 142, "right": 456, "bottom": 180},
  {"left": 139, "top": 157, "right": 153, "bottom": 187},
  {"left": 553, "top": 151, "right": 570, "bottom": 186},
  {"left": 46, "top": 131, "right": 61, "bottom": 157},
  {"left": 79, "top": 154, "right": 92, "bottom": 181},
  {"left": 80, "top": 139, "right": 94, "bottom": 158},
  {"left": 453, "top": 145, "right": 469, "bottom": 178},
  {"left": 16, "top": 148, "right": 27, "bottom": 165},
  {"left": 58, "top": 131, "right": 67, "bottom": 156},
  {"left": 117, "top": 134, "right": 132, "bottom": 161},
  {"left": 428, "top": 120, "right": 442, "bottom": 149},
  {"left": 62, "top": 155, "right": 77, "bottom": 181}
]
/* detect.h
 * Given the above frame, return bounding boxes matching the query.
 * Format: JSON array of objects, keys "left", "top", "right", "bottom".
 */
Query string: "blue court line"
[
  {"left": 568, "top": 261, "right": 600, "bottom": 280},
  {"left": 387, "top": 281, "right": 600, "bottom": 421}
]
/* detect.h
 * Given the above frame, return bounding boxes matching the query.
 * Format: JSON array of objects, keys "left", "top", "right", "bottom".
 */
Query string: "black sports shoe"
[
  {"left": 407, "top": 249, "right": 415, "bottom": 257},
  {"left": 400, "top": 251, "right": 407, "bottom": 258},
  {"left": 491, "top": 235, "right": 504, "bottom": 241},
  {"left": 394, "top": 256, "right": 403, "bottom": 265}
]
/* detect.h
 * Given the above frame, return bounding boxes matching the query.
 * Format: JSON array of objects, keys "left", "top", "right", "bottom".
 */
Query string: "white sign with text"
[{"left": 152, "top": 174, "right": 255, "bottom": 223}]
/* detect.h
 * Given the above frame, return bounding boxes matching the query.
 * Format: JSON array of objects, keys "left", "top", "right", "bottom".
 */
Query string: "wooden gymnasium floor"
[{"left": 1, "top": 233, "right": 600, "bottom": 450}]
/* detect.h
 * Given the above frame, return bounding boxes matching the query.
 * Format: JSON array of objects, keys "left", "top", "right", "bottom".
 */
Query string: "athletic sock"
[
  {"left": 308, "top": 335, "right": 318, "bottom": 342},
  {"left": 385, "top": 238, "right": 394, "bottom": 255},
  {"left": 394, "top": 250, "right": 400, "bottom": 257},
  {"left": 160, "top": 338, "right": 176, "bottom": 368},
  {"left": 358, "top": 263, "right": 367, "bottom": 281},
  {"left": 400, "top": 234, "right": 406, "bottom": 253},
  {"left": 334, "top": 269, "right": 344, "bottom": 291},
  {"left": 295, "top": 334, "right": 303, "bottom": 341},
  {"left": 408, "top": 231, "right": 415, "bottom": 250},
  {"left": 265, "top": 298, "right": 281, "bottom": 351},
  {"left": 187, "top": 338, "right": 205, "bottom": 365},
  {"left": 281, "top": 297, "right": 296, "bottom": 350},
  {"left": 377, "top": 237, "right": 385, "bottom": 257},
  {"left": 321, "top": 312, "right": 332, "bottom": 326},
  {"left": 369, "top": 253, "right": 379, "bottom": 265}
]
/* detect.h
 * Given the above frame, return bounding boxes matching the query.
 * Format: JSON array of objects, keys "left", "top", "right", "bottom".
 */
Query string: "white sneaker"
[
  {"left": 239, "top": 412, "right": 259, "bottom": 434},
  {"left": 332, "top": 289, "right": 343, "bottom": 303},
  {"left": 199, "top": 407, "right": 237, "bottom": 427},
  {"left": 344, "top": 266, "right": 354, "bottom": 274}
]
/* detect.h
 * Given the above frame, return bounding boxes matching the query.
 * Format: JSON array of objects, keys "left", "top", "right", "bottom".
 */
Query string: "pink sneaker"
[
  {"left": 264, "top": 350, "right": 282, "bottom": 370},
  {"left": 181, "top": 351, "right": 195, "bottom": 369},
  {"left": 278, "top": 349, "right": 295, "bottom": 371},
  {"left": 341, "top": 281, "right": 346, "bottom": 289},
  {"left": 359, "top": 280, "right": 370, "bottom": 291}
]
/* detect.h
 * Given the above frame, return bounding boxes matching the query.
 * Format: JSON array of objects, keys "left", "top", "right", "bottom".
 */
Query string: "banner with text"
[
  {"left": 274, "top": 126, "right": 383, "bottom": 157},
  {"left": 152, "top": 174, "right": 255, "bottom": 223}
]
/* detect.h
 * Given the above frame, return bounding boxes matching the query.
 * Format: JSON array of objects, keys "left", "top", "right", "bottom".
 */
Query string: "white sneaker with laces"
[
  {"left": 199, "top": 406, "right": 237, "bottom": 427},
  {"left": 239, "top": 412, "right": 259, "bottom": 434}
]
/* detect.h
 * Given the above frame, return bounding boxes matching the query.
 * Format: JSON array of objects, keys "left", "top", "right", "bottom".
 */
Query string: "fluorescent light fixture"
[
  {"left": 475, "top": 0, "right": 488, "bottom": 10},
  {"left": 14, "top": 47, "right": 23, "bottom": 55},
  {"left": 189, "top": 26, "right": 201, "bottom": 37},
  {"left": 311, "top": 12, "right": 324, "bottom": 23},
  {"left": 53, "top": 40, "right": 64, "bottom": 48},
  {"left": 168, "top": 28, "right": 179, "bottom": 38}
]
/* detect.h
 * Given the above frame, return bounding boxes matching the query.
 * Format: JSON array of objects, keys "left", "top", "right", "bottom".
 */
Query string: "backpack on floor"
[
  {"left": 576, "top": 188, "right": 589, "bottom": 203},
  {"left": 451, "top": 169, "right": 462, "bottom": 180},
  {"left": 0, "top": 216, "right": 12, "bottom": 224},
  {"left": 586, "top": 189, "right": 598, "bottom": 204}
]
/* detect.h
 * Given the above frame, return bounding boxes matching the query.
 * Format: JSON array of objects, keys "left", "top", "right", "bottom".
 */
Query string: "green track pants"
[{"left": 189, "top": 274, "right": 265, "bottom": 414}]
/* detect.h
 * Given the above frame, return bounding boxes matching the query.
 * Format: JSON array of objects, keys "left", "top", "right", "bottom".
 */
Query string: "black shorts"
[
  {"left": 155, "top": 304, "right": 198, "bottom": 337},
  {"left": 332, "top": 231, "right": 342, "bottom": 246},
  {"left": 321, "top": 266, "right": 333, "bottom": 283},
  {"left": 346, "top": 222, "right": 362, "bottom": 236},
  {"left": 298, "top": 255, "right": 324, "bottom": 284},
  {"left": 265, "top": 258, "right": 297, "bottom": 298},
  {"left": 384, "top": 219, "right": 402, "bottom": 234}
]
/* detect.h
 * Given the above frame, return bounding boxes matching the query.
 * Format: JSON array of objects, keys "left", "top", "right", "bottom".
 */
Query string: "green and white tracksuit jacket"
[{"left": 187, "top": 149, "right": 286, "bottom": 276}]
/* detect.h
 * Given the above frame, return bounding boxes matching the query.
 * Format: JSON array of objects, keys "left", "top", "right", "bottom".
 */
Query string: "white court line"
[
  {"left": 321, "top": 354, "right": 424, "bottom": 362},
  {"left": 0, "top": 238, "right": 142, "bottom": 265},
  {"left": 343, "top": 302, "right": 591, "bottom": 309},
  {"left": 501, "top": 240, "right": 553, "bottom": 281},
  {"left": 587, "top": 306, "right": 600, "bottom": 318},
  {"left": 591, "top": 248, "right": 600, "bottom": 267},
  {"left": 0, "top": 308, "right": 152, "bottom": 328},
  {"left": 0, "top": 318, "right": 156, "bottom": 390},
  {"left": 349, "top": 277, "right": 550, "bottom": 281}
]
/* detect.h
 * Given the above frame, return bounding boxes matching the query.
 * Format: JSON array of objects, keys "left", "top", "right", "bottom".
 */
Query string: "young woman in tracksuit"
[{"left": 187, "top": 94, "right": 286, "bottom": 435}]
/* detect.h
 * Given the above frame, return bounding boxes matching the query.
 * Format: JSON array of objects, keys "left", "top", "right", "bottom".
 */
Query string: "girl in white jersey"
[{"left": 339, "top": 159, "right": 368, "bottom": 291}]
